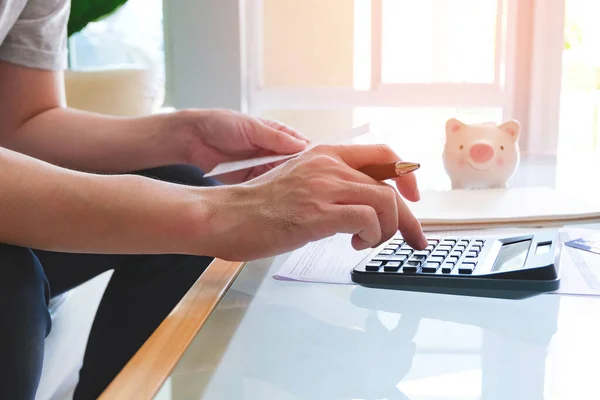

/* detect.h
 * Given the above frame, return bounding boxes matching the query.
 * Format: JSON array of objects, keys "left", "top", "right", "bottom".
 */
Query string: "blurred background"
[{"left": 67, "top": 0, "right": 600, "bottom": 164}]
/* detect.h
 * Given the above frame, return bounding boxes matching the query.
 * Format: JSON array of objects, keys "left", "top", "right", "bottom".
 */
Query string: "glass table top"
[{"left": 154, "top": 153, "right": 600, "bottom": 400}]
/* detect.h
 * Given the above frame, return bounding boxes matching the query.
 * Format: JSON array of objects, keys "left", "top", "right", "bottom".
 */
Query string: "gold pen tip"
[{"left": 394, "top": 162, "right": 420, "bottom": 175}]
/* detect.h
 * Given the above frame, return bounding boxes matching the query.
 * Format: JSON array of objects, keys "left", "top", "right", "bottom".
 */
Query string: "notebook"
[{"left": 407, "top": 186, "right": 600, "bottom": 231}]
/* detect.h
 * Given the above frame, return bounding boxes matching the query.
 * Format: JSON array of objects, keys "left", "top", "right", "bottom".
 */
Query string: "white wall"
[{"left": 163, "top": 0, "right": 245, "bottom": 111}]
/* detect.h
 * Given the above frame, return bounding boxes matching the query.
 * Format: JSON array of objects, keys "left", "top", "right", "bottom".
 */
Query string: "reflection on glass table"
[{"left": 154, "top": 251, "right": 567, "bottom": 400}]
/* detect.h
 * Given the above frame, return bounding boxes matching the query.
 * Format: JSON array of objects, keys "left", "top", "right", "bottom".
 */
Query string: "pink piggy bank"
[{"left": 442, "top": 118, "right": 521, "bottom": 189}]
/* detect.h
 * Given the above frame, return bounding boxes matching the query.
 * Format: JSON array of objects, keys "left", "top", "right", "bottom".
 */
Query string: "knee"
[
  {"left": 0, "top": 245, "right": 51, "bottom": 398},
  {"left": 0, "top": 243, "right": 49, "bottom": 304}
]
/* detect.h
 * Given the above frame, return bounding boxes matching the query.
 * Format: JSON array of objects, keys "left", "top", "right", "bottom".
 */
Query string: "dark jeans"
[{"left": 0, "top": 165, "right": 220, "bottom": 400}]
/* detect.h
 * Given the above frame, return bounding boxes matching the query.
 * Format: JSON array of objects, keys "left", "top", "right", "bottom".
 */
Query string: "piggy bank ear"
[
  {"left": 446, "top": 118, "right": 466, "bottom": 135},
  {"left": 498, "top": 120, "right": 520, "bottom": 141}
]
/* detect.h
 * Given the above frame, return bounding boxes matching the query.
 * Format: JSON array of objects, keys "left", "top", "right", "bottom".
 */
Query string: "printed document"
[
  {"left": 273, "top": 234, "right": 372, "bottom": 284},
  {"left": 204, "top": 123, "right": 370, "bottom": 177}
]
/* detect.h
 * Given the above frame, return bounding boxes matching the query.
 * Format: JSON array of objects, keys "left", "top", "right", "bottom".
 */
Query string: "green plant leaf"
[{"left": 68, "top": 0, "right": 130, "bottom": 37}]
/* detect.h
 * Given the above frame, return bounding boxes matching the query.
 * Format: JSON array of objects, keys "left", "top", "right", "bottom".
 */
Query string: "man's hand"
[
  {"left": 0, "top": 61, "right": 310, "bottom": 176},
  {"left": 180, "top": 109, "right": 310, "bottom": 184},
  {"left": 200, "top": 144, "right": 427, "bottom": 261},
  {"left": 0, "top": 138, "right": 425, "bottom": 260}
]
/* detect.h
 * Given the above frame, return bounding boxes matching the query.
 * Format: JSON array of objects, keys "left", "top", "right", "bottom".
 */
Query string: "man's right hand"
[{"left": 202, "top": 144, "right": 428, "bottom": 261}]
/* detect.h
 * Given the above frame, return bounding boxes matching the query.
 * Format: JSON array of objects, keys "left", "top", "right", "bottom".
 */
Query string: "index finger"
[{"left": 321, "top": 144, "right": 421, "bottom": 202}]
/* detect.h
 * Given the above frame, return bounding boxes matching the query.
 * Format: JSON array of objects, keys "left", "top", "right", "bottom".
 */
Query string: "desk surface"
[
  {"left": 105, "top": 154, "right": 600, "bottom": 400},
  {"left": 153, "top": 236, "right": 600, "bottom": 400}
]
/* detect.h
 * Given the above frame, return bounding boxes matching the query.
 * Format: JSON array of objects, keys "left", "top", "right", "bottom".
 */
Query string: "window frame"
[
  {"left": 163, "top": 0, "right": 566, "bottom": 155},
  {"left": 244, "top": 0, "right": 524, "bottom": 118}
]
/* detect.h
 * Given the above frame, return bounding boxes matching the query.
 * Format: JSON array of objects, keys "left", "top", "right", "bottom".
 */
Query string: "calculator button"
[
  {"left": 458, "top": 240, "right": 470, "bottom": 246},
  {"left": 365, "top": 261, "right": 383, "bottom": 271},
  {"left": 413, "top": 250, "right": 431, "bottom": 257},
  {"left": 402, "top": 261, "right": 421, "bottom": 272},
  {"left": 471, "top": 245, "right": 482, "bottom": 252},
  {"left": 463, "top": 257, "right": 478, "bottom": 265},
  {"left": 466, "top": 251, "right": 478, "bottom": 258},
  {"left": 396, "top": 250, "right": 412, "bottom": 257},
  {"left": 389, "top": 240, "right": 404, "bottom": 246},
  {"left": 450, "top": 251, "right": 462, "bottom": 258},
  {"left": 428, "top": 239, "right": 440, "bottom": 245},
  {"left": 383, "top": 261, "right": 402, "bottom": 272},
  {"left": 373, "top": 255, "right": 408, "bottom": 262},
  {"left": 384, "top": 244, "right": 400, "bottom": 251},
  {"left": 428, "top": 256, "right": 445, "bottom": 264},
  {"left": 447, "top": 256, "right": 459, "bottom": 264},
  {"left": 474, "top": 240, "right": 485, "bottom": 246},
  {"left": 409, "top": 255, "right": 427, "bottom": 263},
  {"left": 379, "top": 249, "right": 394, "bottom": 255},
  {"left": 458, "top": 265, "right": 475, "bottom": 274},
  {"left": 438, "top": 245, "right": 453, "bottom": 252},
  {"left": 441, "top": 239, "right": 456, "bottom": 246},
  {"left": 455, "top": 245, "right": 466, "bottom": 252},
  {"left": 425, "top": 244, "right": 436, "bottom": 251},
  {"left": 441, "top": 263, "right": 455, "bottom": 273},
  {"left": 421, "top": 263, "right": 441, "bottom": 273},
  {"left": 432, "top": 250, "right": 449, "bottom": 257}
]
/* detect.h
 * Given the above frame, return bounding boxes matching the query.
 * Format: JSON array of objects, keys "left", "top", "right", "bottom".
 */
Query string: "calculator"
[{"left": 351, "top": 229, "right": 561, "bottom": 299}]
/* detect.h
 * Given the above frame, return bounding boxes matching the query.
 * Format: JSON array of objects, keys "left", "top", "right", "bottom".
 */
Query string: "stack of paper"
[{"left": 407, "top": 186, "right": 600, "bottom": 231}]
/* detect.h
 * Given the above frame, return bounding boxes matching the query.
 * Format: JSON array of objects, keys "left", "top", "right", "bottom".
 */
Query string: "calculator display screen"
[{"left": 491, "top": 240, "right": 531, "bottom": 272}]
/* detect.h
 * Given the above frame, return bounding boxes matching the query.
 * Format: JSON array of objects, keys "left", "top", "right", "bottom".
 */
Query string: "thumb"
[{"left": 251, "top": 124, "right": 308, "bottom": 155}]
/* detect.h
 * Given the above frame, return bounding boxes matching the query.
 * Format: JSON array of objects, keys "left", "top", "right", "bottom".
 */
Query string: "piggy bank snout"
[{"left": 469, "top": 142, "right": 494, "bottom": 164}]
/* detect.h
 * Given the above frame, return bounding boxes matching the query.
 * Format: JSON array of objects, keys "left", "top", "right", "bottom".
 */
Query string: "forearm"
[
  {"left": 2, "top": 107, "right": 193, "bottom": 173},
  {"left": 0, "top": 146, "right": 215, "bottom": 255}
]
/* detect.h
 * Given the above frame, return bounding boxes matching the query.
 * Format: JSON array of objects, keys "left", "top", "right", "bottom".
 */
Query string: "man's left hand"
[{"left": 179, "top": 109, "right": 310, "bottom": 184}]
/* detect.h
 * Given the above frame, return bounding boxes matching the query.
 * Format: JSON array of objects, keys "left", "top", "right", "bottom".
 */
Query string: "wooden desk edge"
[{"left": 99, "top": 258, "right": 247, "bottom": 400}]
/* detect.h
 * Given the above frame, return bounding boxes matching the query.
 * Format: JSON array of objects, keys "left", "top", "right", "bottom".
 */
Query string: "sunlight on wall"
[
  {"left": 260, "top": 1, "right": 503, "bottom": 151},
  {"left": 558, "top": 0, "right": 600, "bottom": 155},
  {"left": 262, "top": 0, "right": 354, "bottom": 88}
]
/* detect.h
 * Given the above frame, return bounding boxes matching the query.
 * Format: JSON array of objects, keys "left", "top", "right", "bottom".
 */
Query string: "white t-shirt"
[{"left": 0, "top": 0, "right": 69, "bottom": 70}]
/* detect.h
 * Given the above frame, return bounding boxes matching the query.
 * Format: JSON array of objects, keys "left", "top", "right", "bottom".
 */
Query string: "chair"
[{"left": 36, "top": 272, "right": 112, "bottom": 400}]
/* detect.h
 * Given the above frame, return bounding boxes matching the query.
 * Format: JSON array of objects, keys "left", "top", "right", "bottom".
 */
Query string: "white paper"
[
  {"left": 430, "top": 227, "right": 539, "bottom": 238},
  {"left": 273, "top": 234, "right": 373, "bottom": 284},
  {"left": 421, "top": 220, "right": 588, "bottom": 232},
  {"left": 408, "top": 187, "right": 600, "bottom": 228},
  {"left": 552, "top": 227, "right": 600, "bottom": 297},
  {"left": 204, "top": 123, "right": 370, "bottom": 177}
]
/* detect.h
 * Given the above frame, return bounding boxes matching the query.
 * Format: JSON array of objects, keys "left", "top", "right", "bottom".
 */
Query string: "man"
[{"left": 0, "top": 0, "right": 427, "bottom": 398}]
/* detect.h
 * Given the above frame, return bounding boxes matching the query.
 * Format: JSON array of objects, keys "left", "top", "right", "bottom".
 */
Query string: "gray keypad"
[{"left": 366, "top": 237, "right": 485, "bottom": 274}]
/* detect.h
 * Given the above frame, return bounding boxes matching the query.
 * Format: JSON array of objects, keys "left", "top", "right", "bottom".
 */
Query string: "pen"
[{"left": 357, "top": 161, "right": 420, "bottom": 181}]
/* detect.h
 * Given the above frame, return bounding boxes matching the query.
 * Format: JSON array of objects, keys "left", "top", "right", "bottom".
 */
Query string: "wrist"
[
  {"left": 185, "top": 184, "right": 252, "bottom": 259},
  {"left": 169, "top": 108, "right": 214, "bottom": 165},
  {"left": 163, "top": 109, "right": 194, "bottom": 165}
]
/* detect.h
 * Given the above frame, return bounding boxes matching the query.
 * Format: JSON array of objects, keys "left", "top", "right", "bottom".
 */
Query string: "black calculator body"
[{"left": 351, "top": 229, "right": 561, "bottom": 299}]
